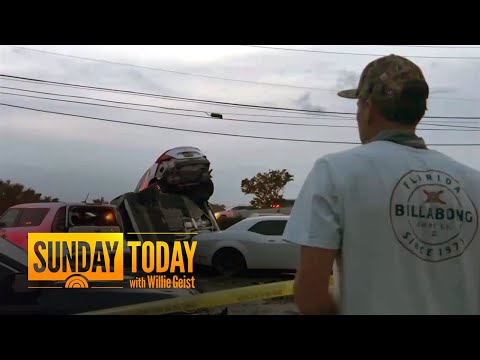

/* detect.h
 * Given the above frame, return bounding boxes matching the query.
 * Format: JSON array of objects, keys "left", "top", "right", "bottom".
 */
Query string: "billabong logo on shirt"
[{"left": 390, "top": 170, "right": 478, "bottom": 262}]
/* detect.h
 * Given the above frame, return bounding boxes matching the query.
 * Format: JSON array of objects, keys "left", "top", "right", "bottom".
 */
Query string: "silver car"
[{"left": 134, "top": 146, "right": 213, "bottom": 204}]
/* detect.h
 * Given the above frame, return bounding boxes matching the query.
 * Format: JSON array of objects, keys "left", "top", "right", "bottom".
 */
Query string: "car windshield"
[{"left": 68, "top": 206, "right": 119, "bottom": 227}]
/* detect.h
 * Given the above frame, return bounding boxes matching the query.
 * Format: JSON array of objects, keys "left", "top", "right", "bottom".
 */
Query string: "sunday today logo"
[
  {"left": 390, "top": 170, "right": 479, "bottom": 262},
  {"left": 28, "top": 233, "right": 197, "bottom": 289}
]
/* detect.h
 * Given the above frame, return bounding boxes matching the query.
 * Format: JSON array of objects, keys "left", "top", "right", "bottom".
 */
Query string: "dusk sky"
[{"left": 1, "top": 45, "right": 479, "bottom": 207}]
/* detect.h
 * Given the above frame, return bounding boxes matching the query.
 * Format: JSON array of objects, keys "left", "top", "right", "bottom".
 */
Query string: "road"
[{"left": 194, "top": 269, "right": 301, "bottom": 315}]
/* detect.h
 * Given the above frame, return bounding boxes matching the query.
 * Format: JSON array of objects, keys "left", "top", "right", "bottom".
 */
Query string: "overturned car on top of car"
[
  {"left": 111, "top": 146, "right": 219, "bottom": 245},
  {"left": 0, "top": 146, "right": 226, "bottom": 315}
]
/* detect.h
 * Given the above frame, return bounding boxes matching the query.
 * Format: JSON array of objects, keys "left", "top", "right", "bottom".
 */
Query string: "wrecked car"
[
  {"left": 134, "top": 146, "right": 214, "bottom": 205},
  {"left": 112, "top": 146, "right": 219, "bottom": 245}
]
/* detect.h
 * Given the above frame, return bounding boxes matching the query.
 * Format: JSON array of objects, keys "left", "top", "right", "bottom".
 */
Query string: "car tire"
[{"left": 212, "top": 248, "right": 246, "bottom": 277}]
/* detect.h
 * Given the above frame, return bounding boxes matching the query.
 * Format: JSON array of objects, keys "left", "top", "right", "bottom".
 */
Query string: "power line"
[
  {"left": 1, "top": 76, "right": 316, "bottom": 116},
  {"left": 384, "top": 45, "right": 480, "bottom": 49},
  {"left": 1, "top": 73, "right": 479, "bottom": 120},
  {"left": 7, "top": 46, "right": 480, "bottom": 101},
  {"left": 5, "top": 81, "right": 480, "bottom": 126},
  {"left": 0, "top": 73, "right": 332, "bottom": 114},
  {"left": 2, "top": 90, "right": 478, "bottom": 131},
  {"left": 8, "top": 46, "right": 334, "bottom": 91},
  {"left": 4, "top": 83, "right": 478, "bottom": 127},
  {"left": 0, "top": 85, "right": 203, "bottom": 113},
  {"left": 0, "top": 84, "right": 355, "bottom": 121},
  {"left": 242, "top": 45, "right": 480, "bottom": 60},
  {"left": 0, "top": 90, "right": 359, "bottom": 128},
  {"left": 3, "top": 71, "right": 477, "bottom": 110},
  {"left": 0, "top": 102, "right": 359, "bottom": 144},
  {"left": 1, "top": 102, "right": 480, "bottom": 146}
]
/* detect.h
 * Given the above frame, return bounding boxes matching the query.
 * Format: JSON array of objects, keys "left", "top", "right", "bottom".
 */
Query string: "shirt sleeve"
[{"left": 283, "top": 157, "right": 343, "bottom": 250}]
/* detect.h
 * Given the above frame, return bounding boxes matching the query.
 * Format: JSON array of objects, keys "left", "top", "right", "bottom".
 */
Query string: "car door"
[
  {"left": 0, "top": 207, "right": 51, "bottom": 251},
  {"left": 51, "top": 206, "right": 67, "bottom": 232},
  {"left": 246, "top": 219, "right": 299, "bottom": 269}
]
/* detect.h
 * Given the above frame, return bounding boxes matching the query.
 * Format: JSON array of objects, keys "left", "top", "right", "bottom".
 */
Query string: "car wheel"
[{"left": 212, "top": 248, "right": 246, "bottom": 277}]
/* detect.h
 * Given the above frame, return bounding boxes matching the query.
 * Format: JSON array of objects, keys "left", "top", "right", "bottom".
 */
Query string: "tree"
[
  {"left": 0, "top": 179, "right": 60, "bottom": 215},
  {"left": 92, "top": 197, "right": 108, "bottom": 204},
  {"left": 39, "top": 196, "right": 59, "bottom": 203},
  {"left": 241, "top": 169, "right": 294, "bottom": 208}
]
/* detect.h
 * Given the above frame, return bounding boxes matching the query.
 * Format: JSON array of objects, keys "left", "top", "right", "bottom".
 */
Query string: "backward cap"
[{"left": 338, "top": 54, "right": 428, "bottom": 100}]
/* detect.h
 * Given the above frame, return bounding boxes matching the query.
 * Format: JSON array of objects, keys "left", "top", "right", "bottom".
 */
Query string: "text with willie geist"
[{"left": 129, "top": 275, "right": 196, "bottom": 289}]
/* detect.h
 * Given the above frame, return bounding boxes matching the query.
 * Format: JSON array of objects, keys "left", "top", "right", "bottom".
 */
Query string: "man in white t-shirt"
[{"left": 283, "top": 54, "right": 480, "bottom": 315}]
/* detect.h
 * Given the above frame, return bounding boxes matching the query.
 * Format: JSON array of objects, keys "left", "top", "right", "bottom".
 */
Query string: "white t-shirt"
[{"left": 283, "top": 140, "right": 480, "bottom": 315}]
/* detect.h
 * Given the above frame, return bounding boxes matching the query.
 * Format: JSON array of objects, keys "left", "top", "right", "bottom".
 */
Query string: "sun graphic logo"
[
  {"left": 27, "top": 233, "right": 124, "bottom": 289},
  {"left": 65, "top": 274, "right": 89, "bottom": 289}
]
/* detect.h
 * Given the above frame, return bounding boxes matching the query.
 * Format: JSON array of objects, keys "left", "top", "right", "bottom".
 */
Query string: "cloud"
[
  {"left": 0, "top": 45, "right": 479, "bottom": 206},
  {"left": 294, "top": 92, "right": 326, "bottom": 111},
  {"left": 336, "top": 70, "right": 360, "bottom": 90}
]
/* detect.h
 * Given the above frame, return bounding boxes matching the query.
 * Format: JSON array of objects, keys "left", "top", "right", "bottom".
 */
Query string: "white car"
[{"left": 193, "top": 215, "right": 299, "bottom": 275}]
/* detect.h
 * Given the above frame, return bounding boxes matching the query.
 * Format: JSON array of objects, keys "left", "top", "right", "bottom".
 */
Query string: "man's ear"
[{"left": 365, "top": 99, "right": 377, "bottom": 125}]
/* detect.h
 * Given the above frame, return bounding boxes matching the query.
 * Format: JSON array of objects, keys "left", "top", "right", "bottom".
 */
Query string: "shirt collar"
[{"left": 367, "top": 129, "right": 428, "bottom": 149}]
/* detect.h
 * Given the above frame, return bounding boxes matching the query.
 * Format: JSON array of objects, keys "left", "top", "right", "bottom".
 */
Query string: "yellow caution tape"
[
  {"left": 77, "top": 276, "right": 334, "bottom": 315},
  {"left": 77, "top": 280, "right": 295, "bottom": 315}
]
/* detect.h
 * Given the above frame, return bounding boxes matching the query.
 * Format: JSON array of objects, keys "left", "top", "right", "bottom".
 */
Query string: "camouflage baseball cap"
[{"left": 337, "top": 54, "right": 428, "bottom": 100}]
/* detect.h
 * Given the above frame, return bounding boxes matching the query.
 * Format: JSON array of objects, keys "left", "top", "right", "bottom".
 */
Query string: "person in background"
[{"left": 283, "top": 54, "right": 480, "bottom": 315}]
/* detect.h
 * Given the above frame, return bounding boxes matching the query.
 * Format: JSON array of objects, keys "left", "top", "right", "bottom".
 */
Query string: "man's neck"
[
  {"left": 367, "top": 128, "right": 427, "bottom": 149},
  {"left": 370, "top": 128, "right": 415, "bottom": 140}
]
